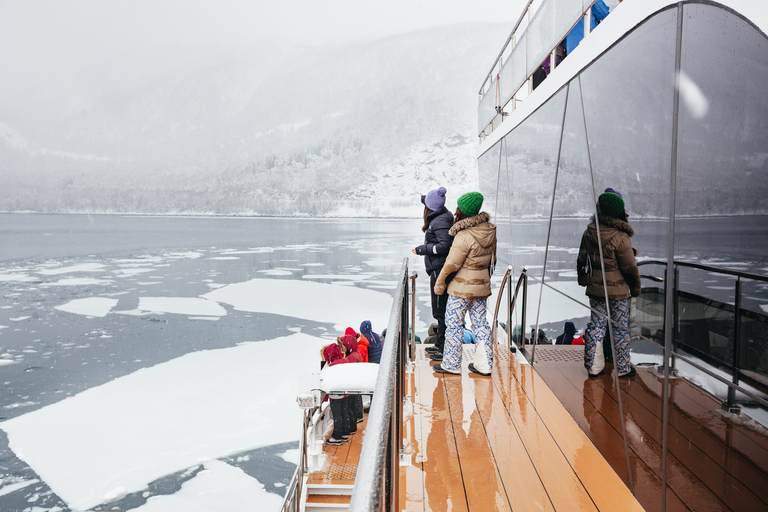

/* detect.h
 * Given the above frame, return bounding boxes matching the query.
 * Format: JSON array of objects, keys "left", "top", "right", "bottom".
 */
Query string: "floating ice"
[
  {"left": 55, "top": 298, "right": 119, "bottom": 318},
  {"left": 202, "top": 278, "right": 392, "bottom": 331},
  {"left": 1, "top": 333, "right": 323, "bottom": 510},
  {"left": 0, "top": 274, "right": 37, "bottom": 282},
  {"left": 138, "top": 297, "right": 227, "bottom": 317},
  {"left": 258, "top": 269, "right": 294, "bottom": 276},
  {"left": 37, "top": 263, "right": 105, "bottom": 275},
  {"left": 46, "top": 278, "right": 114, "bottom": 286},
  {"left": 113, "top": 268, "right": 155, "bottom": 276},
  {"left": 0, "top": 478, "right": 39, "bottom": 497},
  {"left": 127, "top": 460, "right": 282, "bottom": 512},
  {"left": 301, "top": 273, "right": 376, "bottom": 281}
]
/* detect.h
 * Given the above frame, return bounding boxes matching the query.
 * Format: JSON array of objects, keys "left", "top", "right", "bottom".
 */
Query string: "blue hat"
[
  {"left": 604, "top": 187, "right": 622, "bottom": 198},
  {"left": 424, "top": 187, "right": 447, "bottom": 211}
]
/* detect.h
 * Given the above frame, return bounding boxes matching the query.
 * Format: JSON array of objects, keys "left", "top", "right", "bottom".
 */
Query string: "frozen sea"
[
  {"left": 0, "top": 214, "right": 428, "bottom": 512},
  {"left": 0, "top": 213, "right": 766, "bottom": 511}
]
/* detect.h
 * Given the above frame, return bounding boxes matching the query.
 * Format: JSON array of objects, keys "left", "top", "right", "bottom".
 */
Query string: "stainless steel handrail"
[
  {"left": 636, "top": 259, "right": 768, "bottom": 407},
  {"left": 278, "top": 408, "right": 309, "bottom": 512},
  {"left": 348, "top": 258, "right": 410, "bottom": 511}
]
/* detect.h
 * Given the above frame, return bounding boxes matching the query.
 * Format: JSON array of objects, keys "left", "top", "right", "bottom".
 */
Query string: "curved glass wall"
[{"left": 478, "top": 3, "right": 768, "bottom": 511}]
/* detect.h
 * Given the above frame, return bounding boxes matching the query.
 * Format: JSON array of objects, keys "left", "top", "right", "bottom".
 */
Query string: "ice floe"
[
  {"left": 126, "top": 460, "right": 281, "bottom": 512},
  {"left": 45, "top": 277, "right": 114, "bottom": 286},
  {"left": 55, "top": 298, "right": 119, "bottom": 318},
  {"left": 137, "top": 297, "right": 227, "bottom": 317},
  {"left": 202, "top": 278, "right": 392, "bottom": 331},
  {"left": 0, "top": 274, "right": 38, "bottom": 282},
  {"left": 38, "top": 263, "right": 106, "bottom": 275},
  {"left": 1, "top": 332, "right": 323, "bottom": 510}
]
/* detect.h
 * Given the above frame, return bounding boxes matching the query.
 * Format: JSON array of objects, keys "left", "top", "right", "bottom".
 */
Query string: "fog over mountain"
[{"left": 1, "top": 23, "right": 509, "bottom": 216}]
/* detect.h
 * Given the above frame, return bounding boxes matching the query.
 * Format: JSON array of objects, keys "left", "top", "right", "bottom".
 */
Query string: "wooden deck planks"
[
  {"left": 495, "top": 351, "right": 644, "bottom": 512},
  {"left": 464, "top": 360, "right": 557, "bottom": 512},
  {"left": 557, "top": 365, "right": 728, "bottom": 512},
  {"left": 586, "top": 369, "right": 768, "bottom": 512},
  {"left": 535, "top": 366, "right": 690, "bottom": 512},
  {"left": 400, "top": 345, "right": 642, "bottom": 512},
  {"left": 442, "top": 371, "right": 512, "bottom": 512},
  {"left": 414, "top": 358, "right": 470, "bottom": 512}
]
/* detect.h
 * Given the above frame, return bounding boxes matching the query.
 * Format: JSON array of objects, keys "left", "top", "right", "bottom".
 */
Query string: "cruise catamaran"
[{"left": 282, "top": 1, "right": 768, "bottom": 510}]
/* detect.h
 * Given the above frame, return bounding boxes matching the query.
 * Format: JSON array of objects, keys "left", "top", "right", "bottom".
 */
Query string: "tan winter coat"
[
  {"left": 577, "top": 214, "right": 641, "bottom": 301},
  {"left": 434, "top": 212, "right": 497, "bottom": 299}
]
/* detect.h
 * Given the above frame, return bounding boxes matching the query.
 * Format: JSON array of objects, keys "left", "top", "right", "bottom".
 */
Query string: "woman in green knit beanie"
[{"left": 432, "top": 192, "right": 498, "bottom": 377}]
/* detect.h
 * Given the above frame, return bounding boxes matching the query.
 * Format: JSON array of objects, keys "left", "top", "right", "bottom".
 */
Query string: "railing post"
[
  {"left": 409, "top": 271, "right": 418, "bottom": 362},
  {"left": 522, "top": 269, "right": 528, "bottom": 354},
  {"left": 506, "top": 267, "right": 513, "bottom": 350},
  {"left": 672, "top": 266, "right": 679, "bottom": 371},
  {"left": 726, "top": 278, "right": 743, "bottom": 410}
]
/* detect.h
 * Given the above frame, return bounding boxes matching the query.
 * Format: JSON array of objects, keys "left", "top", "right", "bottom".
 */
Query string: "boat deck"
[
  {"left": 307, "top": 343, "right": 768, "bottom": 511},
  {"left": 400, "top": 345, "right": 643, "bottom": 511},
  {"left": 535, "top": 345, "right": 768, "bottom": 512}
]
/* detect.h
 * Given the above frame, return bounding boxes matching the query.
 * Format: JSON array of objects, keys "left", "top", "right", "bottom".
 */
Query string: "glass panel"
[
  {"left": 498, "top": 36, "right": 528, "bottom": 109},
  {"left": 676, "top": 4, "right": 768, "bottom": 412},
  {"left": 540, "top": 79, "right": 593, "bottom": 346},
  {"left": 526, "top": 0, "right": 584, "bottom": 78},
  {"left": 478, "top": 86, "right": 497, "bottom": 135},
  {"left": 575, "top": 9, "right": 678, "bottom": 511},
  {"left": 503, "top": 87, "right": 567, "bottom": 344},
  {"left": 580, "top": 8, "right": 677, "bottom": 363}
]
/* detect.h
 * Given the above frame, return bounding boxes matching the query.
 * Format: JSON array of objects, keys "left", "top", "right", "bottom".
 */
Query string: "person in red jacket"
[
  {"left": 345, "top": 327, "right": 369, "bottom": 362},
  {"left": 322, "top": 343, "right": 352, "bottom": 445},
  {"left": 338, "top": 334, "right": 364, "bottom": 423}
]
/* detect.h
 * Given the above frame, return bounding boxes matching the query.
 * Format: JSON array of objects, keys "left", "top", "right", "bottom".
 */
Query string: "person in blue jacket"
[
  {"left": 412, "top": 187, "right": 454, "bottom": 360},
  {"left": 360, "top": 320, "right": 382, "bottom": 364},
  {"left": 564, "top": 0, "right": 611, "bottom": 56}
]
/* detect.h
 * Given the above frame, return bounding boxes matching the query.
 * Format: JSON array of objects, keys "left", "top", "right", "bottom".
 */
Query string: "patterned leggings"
[
  {"left": 442, "top": 295, "right": 493, "bottom": 372},
  {"left": 583, "top": 298, "right": 631, "bottom": 374}
]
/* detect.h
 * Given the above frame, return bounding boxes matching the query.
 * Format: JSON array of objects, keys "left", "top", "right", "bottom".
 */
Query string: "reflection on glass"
[
  {"left": 503, "top": 87, "right": 566, "bottom": 342},
  {"left": 541, "top": 79, "right": 593, "bottom": 345}
]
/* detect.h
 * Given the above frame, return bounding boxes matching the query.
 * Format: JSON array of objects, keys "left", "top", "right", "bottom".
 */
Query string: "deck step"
[{"left": 305, "top": 483, "right": 353, "bottom": 512}]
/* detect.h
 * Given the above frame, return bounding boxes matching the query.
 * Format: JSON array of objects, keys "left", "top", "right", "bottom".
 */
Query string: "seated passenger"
[
  {"left": 556, "top": 321, "right": 577, "bottom": 345},
  {"left": 339, "top": 334, "right": 364, "bottom": 423},
  {"left": 360, "top": 320, "right": 381, "bottom": 364},
  {"left": 321, "top": 343, "right": 351, "bottom": 445}
]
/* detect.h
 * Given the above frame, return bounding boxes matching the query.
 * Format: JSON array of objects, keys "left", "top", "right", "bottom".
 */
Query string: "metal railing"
[
  {"left": 492, "top": 265, "right": 531, "bottom": 359},
  {"left": 279, "top": 260, "right": 413, "bottom": 512},
  {"left": 635, "top": 259, "right": 768, "bottom": 410},
  {"left": 278, "top": 408, "right": 310, "bottom": 512},
  {"left": 348, "top": 258, "right": 412, "bottom": 511},
  {"left": 479, "top": 0, "right": 617, "bottom": 138}
]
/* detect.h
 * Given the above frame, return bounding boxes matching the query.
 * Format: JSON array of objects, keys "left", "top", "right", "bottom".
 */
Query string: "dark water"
[{"left": 0, "top": 213, "right": 425, "bottom": 511}]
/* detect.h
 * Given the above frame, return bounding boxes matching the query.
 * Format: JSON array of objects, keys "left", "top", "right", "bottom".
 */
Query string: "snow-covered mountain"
[{"left": 0, "top": 24, "right": 509, "bottom": 216}]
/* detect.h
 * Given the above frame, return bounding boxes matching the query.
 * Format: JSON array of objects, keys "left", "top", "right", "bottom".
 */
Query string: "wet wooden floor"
[
  {"left": 534, "top": 345, "right": 768, "bottom": 512},
  {"left": 400, "top": 345, "right": 644, "bottom": 511}
]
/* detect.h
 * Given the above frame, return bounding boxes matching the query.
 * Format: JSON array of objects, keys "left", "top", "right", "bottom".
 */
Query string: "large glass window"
[{"left": 676, "top": 4, "right": 768, "bottom": 394}]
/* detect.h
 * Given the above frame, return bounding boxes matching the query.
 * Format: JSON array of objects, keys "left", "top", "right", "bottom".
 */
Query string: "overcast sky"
[{"left": 0, "top": 0, "right": 523, "bottom": 95}]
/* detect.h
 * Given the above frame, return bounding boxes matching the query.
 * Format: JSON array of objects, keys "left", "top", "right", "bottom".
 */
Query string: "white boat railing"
[{"left": 479, "top": 0, "right": 621, "bottom": 140}]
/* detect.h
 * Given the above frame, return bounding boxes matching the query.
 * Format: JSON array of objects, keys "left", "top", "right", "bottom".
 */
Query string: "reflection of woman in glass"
[
  {"left": 432, "top": 192, "right": 497, "bottom": 376},
  {"left": 577, "top": 192, "right": 641, "bottom": 377}
]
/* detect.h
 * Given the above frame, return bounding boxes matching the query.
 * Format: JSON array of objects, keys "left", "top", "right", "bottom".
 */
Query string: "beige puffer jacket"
[
  {"left": 577, "top": 214, "right": 641, "bottom": 301},
  {"left": 434, "top": 212, "right": 497, "bottom": 299}
]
